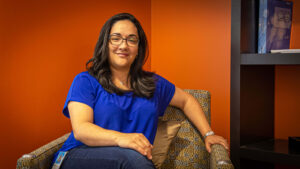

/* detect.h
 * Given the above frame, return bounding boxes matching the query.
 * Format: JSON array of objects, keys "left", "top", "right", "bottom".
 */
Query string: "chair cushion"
[{"left": 152, "top": 119, "right": 182, "bottom": 169}]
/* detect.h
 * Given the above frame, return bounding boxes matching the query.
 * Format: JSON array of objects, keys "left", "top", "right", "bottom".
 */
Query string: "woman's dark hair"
[{"left": 86, "top": 13, "right": 156, "bottom": 98}]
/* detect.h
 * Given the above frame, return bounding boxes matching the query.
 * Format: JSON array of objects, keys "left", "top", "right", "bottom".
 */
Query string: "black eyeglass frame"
[{"left": 109, "top": 34, "right": 139, "bottom": 47}]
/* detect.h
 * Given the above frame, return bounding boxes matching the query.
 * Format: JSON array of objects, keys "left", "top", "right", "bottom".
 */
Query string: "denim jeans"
[{"left": 59, "top": 145, "right": 156, "bottom": 169}]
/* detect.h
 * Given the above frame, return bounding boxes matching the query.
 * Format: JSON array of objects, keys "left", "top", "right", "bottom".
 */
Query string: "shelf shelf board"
[
  {"left": 241, "top": 53, "right": 300, "bottom": 65},
  {"left": 240, "top": 139, "right": 300, "bottom": 167}
]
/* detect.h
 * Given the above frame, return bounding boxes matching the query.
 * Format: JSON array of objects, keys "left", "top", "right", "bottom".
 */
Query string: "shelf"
[
  {"left": 231, "top": 0, "right": 300, "bottom": 168},
  {"left": 241, "top": 53, "right": 300, "bottom": 65},
  {"left": 240, "top": 139, "right": 300, "bottom": 167}
]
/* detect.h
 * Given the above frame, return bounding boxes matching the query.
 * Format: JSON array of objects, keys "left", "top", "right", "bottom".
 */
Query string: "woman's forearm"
[
  {"left": 182, "top": 94, "right": 212, "bottom": 137},
  {"left": 74, "top": 122, "right": 121, "bottom": 146},
  {"left": 73, "top": 121, "right": 153, "bottom": 159}
]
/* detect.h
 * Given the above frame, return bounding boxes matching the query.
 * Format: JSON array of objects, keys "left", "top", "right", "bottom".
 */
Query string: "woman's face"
[{"left": 108, "top": 20, "right": 139, "bottom": 71}]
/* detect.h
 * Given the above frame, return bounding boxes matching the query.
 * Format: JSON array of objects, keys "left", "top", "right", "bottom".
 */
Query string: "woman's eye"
[
  {"left": 112, "top": 38, "right": 121, "bottom": 41},
  {"left": 128, "top": 38, "right": 138, "bottom": 43},
  {"left": 129, "top": 39, "right": 136, "bottom": 42}
]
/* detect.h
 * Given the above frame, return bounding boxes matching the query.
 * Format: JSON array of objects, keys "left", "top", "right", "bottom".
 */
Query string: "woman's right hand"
[{"left": 115, "top": 133, "right": 153, "bottom": 160}]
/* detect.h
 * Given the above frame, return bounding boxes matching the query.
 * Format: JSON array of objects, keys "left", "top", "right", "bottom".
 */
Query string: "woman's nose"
[{"left": 118, "top": 39, "right": 129, "bottom": 49}]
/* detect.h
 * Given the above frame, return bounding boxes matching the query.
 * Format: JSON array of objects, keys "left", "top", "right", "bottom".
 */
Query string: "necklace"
[
  {"left": 119, "top": 79, "right": 128, "bottom": 87},
  {"left": 115, "top": 78, "right": 129, "bottom": 88}
]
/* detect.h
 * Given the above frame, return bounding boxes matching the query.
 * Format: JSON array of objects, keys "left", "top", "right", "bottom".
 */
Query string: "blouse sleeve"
[
  {"left": 62, "top": 73, "right": 96, "bottom": 118},
  {"left": 155, "top": 74, "right": 175, "bottom": 116}
]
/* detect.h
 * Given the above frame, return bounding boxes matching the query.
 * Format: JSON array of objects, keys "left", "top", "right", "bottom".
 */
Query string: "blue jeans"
[{"left": 59, "top": 145, "right": 156, "bottom": 169}]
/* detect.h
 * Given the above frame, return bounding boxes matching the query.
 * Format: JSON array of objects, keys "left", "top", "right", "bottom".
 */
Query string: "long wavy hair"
[{"left": 86, "top": 13, "right": 156, "bottom": 98}]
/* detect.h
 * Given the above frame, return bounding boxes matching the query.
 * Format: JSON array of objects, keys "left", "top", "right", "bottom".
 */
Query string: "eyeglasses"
[{"left": 109, "top": 34, "right": 139, "bottom": 47}]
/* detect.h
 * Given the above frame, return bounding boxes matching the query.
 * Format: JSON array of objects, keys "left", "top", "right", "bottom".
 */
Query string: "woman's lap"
[{"left": 60, "top": 145, "right": 156, "bottom": 169}]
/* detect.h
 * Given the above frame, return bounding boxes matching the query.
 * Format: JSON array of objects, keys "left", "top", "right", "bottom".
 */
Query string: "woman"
[{"left": 53, "top": 13, "right": 228, "bottom": 169}]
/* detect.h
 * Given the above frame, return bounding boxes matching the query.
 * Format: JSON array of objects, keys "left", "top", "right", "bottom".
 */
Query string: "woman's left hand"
[{"left": 205, "top": 135, "right": 229, "bottom": 153}]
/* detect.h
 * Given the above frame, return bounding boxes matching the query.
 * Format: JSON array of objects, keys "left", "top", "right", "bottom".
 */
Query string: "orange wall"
[
  {"left": 151, "top": 0, "right": 231, "bottom": 141},
  {"left": 275, "top": 66, "right": 300, "bottom": 139},
  {"left": 0, "top": 0, "right": 151, "bottom": 168},
  {"left": 275, "top": 0, "right": 300, "bottom": 139}
]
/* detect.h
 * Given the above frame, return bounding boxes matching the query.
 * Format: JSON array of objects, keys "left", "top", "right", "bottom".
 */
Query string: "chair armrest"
[
  {"left": 17, "top": 133, "right": 70, "bottom": 169},
  {"left": 210, "top": 144, "right": 234, "bottom": 169}
]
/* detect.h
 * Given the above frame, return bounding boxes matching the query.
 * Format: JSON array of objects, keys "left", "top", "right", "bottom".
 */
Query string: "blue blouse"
[{"left": 54, "top": 71, "right": 175, "bottom": 161}]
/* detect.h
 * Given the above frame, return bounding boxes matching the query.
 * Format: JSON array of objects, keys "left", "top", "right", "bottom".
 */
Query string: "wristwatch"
[{"left": 203, "top": 131, "right": 215, "bottom": 139}]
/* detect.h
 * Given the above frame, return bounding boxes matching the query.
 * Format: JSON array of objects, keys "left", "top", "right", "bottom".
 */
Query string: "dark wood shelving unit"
[
  {"left": 231, "top": 0, "right": 300, "bottom": 168},
  {"left": 240, "top": 139, "right": 300, "bottom": 167},
  {"left": 241, "top": 53, "right": 300, "bottom": 65}
]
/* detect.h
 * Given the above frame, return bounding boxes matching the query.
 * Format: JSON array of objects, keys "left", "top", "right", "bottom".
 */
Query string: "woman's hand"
[
  {"left": 115, "top": 133, "right": 153, "bottom": 160},
  {"left": 205, "top": 135, "right": 229, "bottom": 153}
]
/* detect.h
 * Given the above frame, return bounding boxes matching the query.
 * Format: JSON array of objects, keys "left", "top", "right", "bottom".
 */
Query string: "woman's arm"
[
  {"left": 68, "top": 101, "right": 153, "bottom": 159},
  {"left": 169, "top": 87, "right": 229, "bottom": 153}
]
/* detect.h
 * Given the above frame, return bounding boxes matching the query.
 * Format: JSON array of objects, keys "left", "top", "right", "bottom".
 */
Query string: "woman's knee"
[
  {"left": 118, "top": 148, "right": 155, "bottom": 169},
  {"left": 104, "top": 147, "right": 155, "bottom": 169},
  {"left": 61, "top": 146, "right": 155, "bottom": 169}
]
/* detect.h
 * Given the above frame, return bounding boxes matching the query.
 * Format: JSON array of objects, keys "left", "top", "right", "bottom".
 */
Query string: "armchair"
[{"left": 17, "top": 89, "right": 234, "bottom": 169}]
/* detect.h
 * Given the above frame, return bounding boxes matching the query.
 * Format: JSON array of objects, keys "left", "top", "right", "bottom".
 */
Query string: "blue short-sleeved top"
[{"left": 55, "top": 71, "right": 175, "bottom": 158}]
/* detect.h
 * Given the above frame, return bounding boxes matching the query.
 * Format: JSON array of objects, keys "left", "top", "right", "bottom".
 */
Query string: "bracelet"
[{"left": 203, "top": 131, "right": 215, "bottom": 139}]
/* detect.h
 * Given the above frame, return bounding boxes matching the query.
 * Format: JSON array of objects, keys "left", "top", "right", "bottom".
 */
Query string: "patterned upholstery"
[
  {"left": 16, "top": 89, "right": 234, "bottom": 169},
  {"left": 17, "top": 133, "right": 70, "bottom": 169}
]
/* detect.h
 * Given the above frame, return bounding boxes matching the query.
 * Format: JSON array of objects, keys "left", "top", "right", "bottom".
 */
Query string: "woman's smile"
[{"left": 116, "top": 53, "right": 129, "bottom": 57}]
